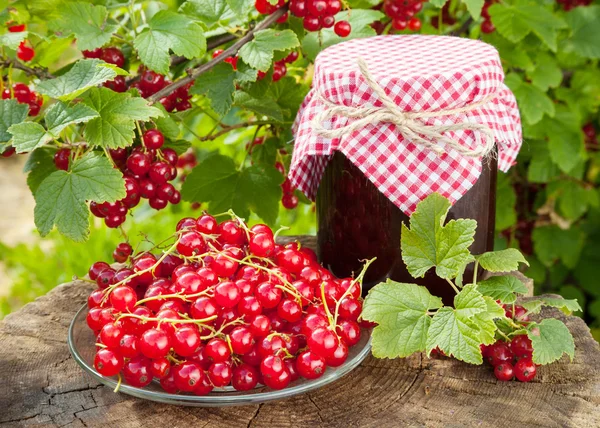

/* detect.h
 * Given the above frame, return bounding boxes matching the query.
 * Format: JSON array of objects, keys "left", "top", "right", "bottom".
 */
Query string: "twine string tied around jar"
[{"left": 312, "top": 58, "right": 497, "bottom": 158}]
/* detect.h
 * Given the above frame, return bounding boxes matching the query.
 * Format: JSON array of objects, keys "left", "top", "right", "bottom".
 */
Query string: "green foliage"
[{"left": 363, "top": 194, "right": 578, "bottom": 365}]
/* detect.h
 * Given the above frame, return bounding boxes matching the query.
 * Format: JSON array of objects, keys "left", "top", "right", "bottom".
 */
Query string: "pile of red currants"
[
  {"left": 87, "top": 213, "right": 370, "bottom": 393},
  {"left": 89, "top": 129, "right": 182, "bottom": 228}
]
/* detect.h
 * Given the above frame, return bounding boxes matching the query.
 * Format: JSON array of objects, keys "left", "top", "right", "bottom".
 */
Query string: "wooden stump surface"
[{"left": 0, "top": 236, "right": 599, "bottom": 427}]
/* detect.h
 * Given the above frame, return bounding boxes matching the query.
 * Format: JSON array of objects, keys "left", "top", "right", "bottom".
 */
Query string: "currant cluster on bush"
[
  {"left": 481, "top": 303, "right": 537, "bottom": 382},
  {"left": 83, "top": 47, "right": 192, "bottom": 113},
  {"left": 276, "top": 162, "right": 299, "bottom": 209},
  {"left": 480, "top": 0, "right": 497, "bottom": 34},
  {"left": 89, "top": 129, "right": 183, "bottom": 228},
  {"left": 556, "top": 0, "right": 592, "bottom": 11},
  {"left": 7, "top": 22, "right": 35, "bottom": 61},
  {"left": 87, "top": 213, "right": 370, "bottom": 393},
  {"left": 583, "top": 123, "right": 597, "bottom": 151},
  {"left": 1, "top": 82, "right": 43, "bottom": 116},
  {"left": 383, "top": 0, "right": 426, "bottom": 32}
]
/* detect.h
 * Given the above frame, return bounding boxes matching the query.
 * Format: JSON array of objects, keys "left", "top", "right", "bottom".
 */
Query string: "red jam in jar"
[{"left": 316, "top": 152, "right": 497, "bottom": 305}]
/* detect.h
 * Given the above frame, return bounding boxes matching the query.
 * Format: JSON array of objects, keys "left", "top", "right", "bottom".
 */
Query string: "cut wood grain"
[{"left": 0, "top": 236, "right": 598, "bottom": 427}]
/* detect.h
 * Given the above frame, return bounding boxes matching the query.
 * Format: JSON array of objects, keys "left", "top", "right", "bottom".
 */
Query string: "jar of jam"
[{"left": 289, "top": 36, "right": 522, "bottom": 304}]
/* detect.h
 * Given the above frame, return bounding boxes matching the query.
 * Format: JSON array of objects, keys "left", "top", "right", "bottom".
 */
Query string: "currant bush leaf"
[
  {"left": 0, "top": 31, "right": 28, "bottom": 50},
  {"left": 362, "top": 280, "right": 443, "bottom": 359},
  {"left": 133, "top": 10, "right": 206, "bottom": 74},
  {"left": 36, "top": 59, "right": 127, "bottom": 101},
  {"left": 181, "top": 154, "right": 283, "bottom": 225},
  {"left": 546, "top": 109, "right": 586, "bottom": 173},
  {"left": 527, "top": 52, "right": 562, "bottom": 91},
  {"left": 82, "top": 88, "right": 163, "bottom": 149},
  {"left": 163, "top": 140, "right": 191, "bottom": 156},
  {"left": 0, "top": 99, "right": 29, "bottom": 144},
  {"left": 191, "top": 63, "right": 236, "bottom": 116},
  {"left": 527, "top": 319, "right": 575, "bottom": 365},
  {"left": 477, "top": 276, "right": 529, "bottom": 304},
  {"left": 426, "top": 285, "right": 492, "bottom": 364},
  {"left": 34, "top": 152, "right": 126, "bottom": 242},
  {"left": 180, "top": 0, "right": 231, "bottom": 28},
  {"left": 401, "top": 193, "right": 476, "bottom": 280},
  {"left": 504, "top": 73, "right": 555, "bottom": 125},
  {"left": 56, "top": 2, "right": 117, "bottom": 51},
  {"left": 225, "top": 0, "right": 254, "bottom": 18},
  {"left": 8, "top": 122, "right": 52, "bottom": 154},
  {"left": 24, "top": 147, "right": 57, "bottom": 193},
  {"left": 462, "top": 0, "right": 485, "bottom": 20},
  {"left": 472, "top": 297, "right": 506, "bottom": 345},
  {"left": 521, "top": 296, "right": 582, "bottom": 316},
  {"left": 489, "top": 1, "right": 567, "bottom": 51},
  {"left": 532, "top": 225, "right": 585, "bottom": 269},
  {"left": 233, "top": 92, "right": 284, "bottom": 122},
  {"left": 238, "top": 29, "right": 299, "bottom": 72},
  {"left": 476, "top": 248, "right": 529, "bottom": 273},
  {"left": 563, "top": 5, "right": 600, "bottom": 59}
]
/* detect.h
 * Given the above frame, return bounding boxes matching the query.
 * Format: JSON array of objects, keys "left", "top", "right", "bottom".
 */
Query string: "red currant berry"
[
  {"left": 307, "top": 327, "right": 339, "bottom": 359},
  {"left": 334, "top": 20, "right": 351, "bottom": 37},
  {"left": 494, "top": 362, "right": 514, "bottom": 381},
  {"left": 489, "top": 341, "right": 513, "bottom": 367},
  {"left": 514, "top": 358, "right": 537, "bottom": 382},
  {"left": 53, "top": 148, "right": 70, "bottom": 171},
  {"left": 110, "top": 285, "right": 137, "bottom": 312},
  {"left": 190, "top": 296, "right": 220, "bottom": 322},
  {"left": 296, "top": 350, "right": 326, "bottom": 380},
  {"left": 218, "top": 220, "right": 246, "bottom": 245},
  {"left": 303, "top": 16, "right": 322, "bottom": 31},
  {"left": 229, "top": 326, "right": 255, "bottom": 355},
  {"left": 207, "top": 361, "right": 233, "bottom": 387},
  {"left": 143, "top": 129, "right": 164, "bottom": 150},
  {"left": 8, "top": 23, "right": 26, "bottom": 32},
  {"left": 232, "top": 363, "right": 259, "bottom": 391},
  {"left": 214, "top": 280, "right": 241, "bottom": 308},
  {"left": 510, "top": 335, "right": 533, "bottom": 360},
  {"left": 89, "top": 261, "right": 110, "bottom": 280},
  {"left": 94, "top": 348, "right": 123, "bottom": 377},
  {"left": 123, "top": 356, "right": 153, "bottom": 387},
  {"left": 127, "top": 152, "right": 151, "bottom": 175},
  {"left": 101, "top": 47, "right": 125, "bottom": 67},
  {"left": 249, "top": 232, "right": 275, "bottom": 257},
  {"left": 337, "top": 319, "right": 361, "bottom": 346},
  {"left": 172, "top": 325, "right": 201, "bottom": 357},
  {"left": 174, "top": 361, "right": 205, "bottom": 392},
  {"left": 408, "top": 17, "right": 421, "bottom": 32},
  {"left": 119, "top": 334, "right": 140, "bottom": 358},
  {"left": 281, "top": 193, "right": 299, "bottom": 209},
  {"left": 481, "top": 19, "right": 495, "bottom": 34},
  {"left": 17, "top": 41, "right": 35, "bottom": 61},
  {"left": 139, "top": 328, "right": 171, "bottom": 359},
  {"left": 150, "top": 357, "right": 171, "bottom": 379},
  {"left": 205, "top": 338, "right": 232, "bottom": 363},
  {"left": 177, "top": 231, "right": 206, "bottom": 257}
]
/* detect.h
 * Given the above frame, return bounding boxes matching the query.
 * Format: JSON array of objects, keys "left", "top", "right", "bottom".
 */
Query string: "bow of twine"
[{"left": 311, "top": 58, "right": 497, "bottom": 158}]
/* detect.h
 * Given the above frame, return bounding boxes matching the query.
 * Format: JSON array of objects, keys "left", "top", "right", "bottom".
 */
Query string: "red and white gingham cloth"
[{"left": 289, "top": 35, "right": 522, "bottom": 215}]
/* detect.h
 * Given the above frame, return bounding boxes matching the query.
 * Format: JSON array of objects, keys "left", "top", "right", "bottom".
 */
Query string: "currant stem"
[
  {"left": 333, "top": 258, "right": 376, "bottom": 327},
  {"left": 113, "top": 373, "right": 122, "bottom": 393},
  {"left": 134, "top": 289, "right": 212, "bottom": 306},
  {"left": 472, "top": 260, "right": 480, "bottom": 286},
  {"left": 117, "top": 313, "right": 218, "bottom": 326},
  {"left": 446, "top": 278, "right": 460, "bottom": 295}
]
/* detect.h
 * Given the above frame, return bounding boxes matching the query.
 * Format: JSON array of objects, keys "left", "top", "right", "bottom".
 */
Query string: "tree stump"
[{"left": 0, "top": 236, "right": 598, "bottom": 427}]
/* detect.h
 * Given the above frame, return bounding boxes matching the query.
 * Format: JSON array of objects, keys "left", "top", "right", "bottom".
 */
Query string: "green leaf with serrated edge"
[
  {"left": 181, "top": 154, "right": 283, "bottom": 225},
  {"left": 44, "top": 102, "right": 99, "bottom": 135},
  {"left": 362, "top": 280, "right": 443, "bottom": 359},
  {"left": 562, "top": 5, "right": 600, "bottom": 59},
  {"left": 504, "top": 73, "right": 554, "bottom": 125},
  {"left": 36, "top": 59, "right": 127, "bottom": 101},
  {"left": 473, "top": 297, "right": 505, "bottom": 345},
  {"left": 527, "top": 319, "right": 575, "bottom": 365},
  {"left": 236, "top": 61, "right": 258, "bottom": 83},
  {"left": 477, "top": 276, "right": 528, "bottom": 304},
  {"left": 191, "top": 63, "right": 236, "bottom": 116},
  {"left": 238, "top": 29, "right": 299, "bottom": 72},
  {"left": 462, "top": 0, "right": 484, "bottom": 20},
  {"left": 0, "top": 31, "right": 27, "bottom": 49},
  {"left": 226, "top": 0, "right": 254, "bottom": 18},
  {"left": 153, "top": 105, "right": 180, "bottom": 140},
  {"left": 133, "top": 10, "right": 206, "bottom": 74},
  {"left": 163, "top": 140, "right": 191, "bottom": 156},
  {"left": 24, "top": 147, "right": 57, "bottom": 193},
  {"left": 532, "top": 225, "right": 585, "bottom": 269},
  {"left": 179, "top": 0, "right": 230, "bottom": 28},
  {"left": 302, "top": 10, "right": 383, "bottom": 61},
  {"left": 56, "top": 2, "right": 117, "bottom": 51},
  {"left": 522, "top": 296, "right": 582, "bottom": 316},
  {"left": 34, "top": 152, "right": 125, "bottom": 241},
  {"left": 251, "top": 137, "right": 279, "bottom": 167},
  {"left": 401, "top": 193, "right": 477, "bottom": 280},
  {"left": 527, "top": 53, "right": 562, "bottom": 91},
  {"left": 430, "top": 0, "right": 447, "bottom": 6},
  {"left": 546, "top": 109, "right": 586, "bottom": 173},
  {"left": 0, "top": 99, "right": 28, "bottom": 143},
  {"left": 476, "top": 248, "right": 529, "bottom": 273},
  {"left": 233, "top": 92, "right": 284, "bottom": 122},
  {"left": 495, "top": 172, "right": 517, "bottom": 230},
  {"left": 426, "top": 285, "right": 491, "bottom": 364},
  {"left": 489, "top": 2, "right": 566, "bottom": 51},
  {"left": 82, "top": 87, "right": 163, "bottom": 149},
  {"left": 8, "top": 122, "right": 51, "bottom": 153}
]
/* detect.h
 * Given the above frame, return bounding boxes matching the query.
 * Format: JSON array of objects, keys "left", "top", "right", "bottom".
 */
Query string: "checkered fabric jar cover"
[{"left": 289, "top": 35, "right": 522, "bottom": 215}]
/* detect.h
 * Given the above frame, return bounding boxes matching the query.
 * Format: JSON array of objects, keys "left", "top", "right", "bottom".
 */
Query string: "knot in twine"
[{"left": 311, "top": 58, "right": 497, "bottom": 158}]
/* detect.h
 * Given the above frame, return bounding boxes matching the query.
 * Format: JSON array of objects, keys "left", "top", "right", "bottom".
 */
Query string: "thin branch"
[
  {"left": 0, "top": 57, "right": 54, "bottom": 79},
  {"left": 450, "top": 17, "right": 473, "bottom": 37},
  {"left": 148, "top": 6, "right": 288, "bottom": 103}
]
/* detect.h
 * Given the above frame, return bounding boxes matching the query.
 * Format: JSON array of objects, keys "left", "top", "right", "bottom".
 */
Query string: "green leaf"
[
  {"left": 426, "top": 285, "right": 492, "bottom": 364},
  {"left": 24, "top": 147, "right": 57, "bottom": 193},
  {"left": 36, "top": 59, "right": 127, "bottom": 101},
  {"left": 527, "top": 53, "right": 562, "bottom": 91},
  {"left": 133, "top": 10, "right": 206, "bottom": 74},
  {"left": 226, "top": 0, "right": 254, "bottom": 18},
  {"left": 56, "top": 2, "right": 117, "bottom": 51},
  {"left": 472, "top": 296, "right": 506, "bottom": 345},
  {"left": 0, "top": 99, "right": 28, "bottom": 143},
  {"left": 82, "top": 87, "right": 163, "bottom": 149},
  {"left": 546, "top": 110, "right": 586, "bottom": 173},
  {"left": 302, "top": 10, "right": 383, "bottom": 61},
  {"left": 462, "top": 0, "right": 484, "bottom": 20},
  {"left": 488, "top": 2, "right": 567, "bottom": 51},
  {"left": 153, "top": 105, "right": 180, "bottom": 140},
  {"left": 550, "top": 180, "right": 598, "bottom": 221},
  {"left": 45, "top": 102, "right": 99, "bottom": 134},
  {"left": 430, "top": 0, "right": 447, "bottom": 6},
  {"left": 401, "top": 193, "right": 476, "bottom": 280},
  {"left": 34, "top": 152, "right": 125, "bottom": 241},
  {"left": 527, "top": 319, "right": 575, "bottom": 365},
  {"left": 563, "top": 5, "right": 600, "bottom": 59},
  {"left": 8, "top": 122, "right": 51, "bottom": 153},
  {"left": 251, "top": 137, "right": 279, "bottom": 167},
  {"left": 532, "top": 225, "right": 585, "bottom": 269},
  {"left": 238, "top": 29, "right": 300, "bottom": 72},
  {"left": 504, "top": 73, "right": 554, "bottom": 125},
  {"left": 233, "top": 91, "right": 284, "bottom": 122},
  {"left": 522, "top": 296, "right": 582, "bottom": 316},
  {"left": 477, "top": 276, "right": 528, "bottom": 304},
  {"left": 0, "top": 30, "right": 27, "bottom": 49},
  {"left": 527, "top": 144, "right": 560, "bottom": 183},
  {"left": 181, "top": 154, "right": 284, "bottom": 225},
  {"left": 180, "top": 0, "right": 230, "bottom": 28},
  {"left": 362, "top": 280, "right": 443, "bottom": 359},
  {"left": 163, "top": 140, "right": 191, "bottom": 156},
  {"left": 192, "top": 63, "right": 236, "bottom": 116},
  {"left": 495, "top": 172, "right": 517, "bottom": 230},
  {"left": 476, "top": 248, "right": 529, "bottom": 273}
]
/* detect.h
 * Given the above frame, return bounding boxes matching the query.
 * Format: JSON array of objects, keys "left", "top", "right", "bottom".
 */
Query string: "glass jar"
[{"left": 316, "top": 152, "right": 497, "bottom": 305}]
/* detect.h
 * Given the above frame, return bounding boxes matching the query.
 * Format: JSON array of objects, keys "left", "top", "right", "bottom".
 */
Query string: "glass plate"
[{"left": 68, "top": 304, "right": 372, "bottom": 406}]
